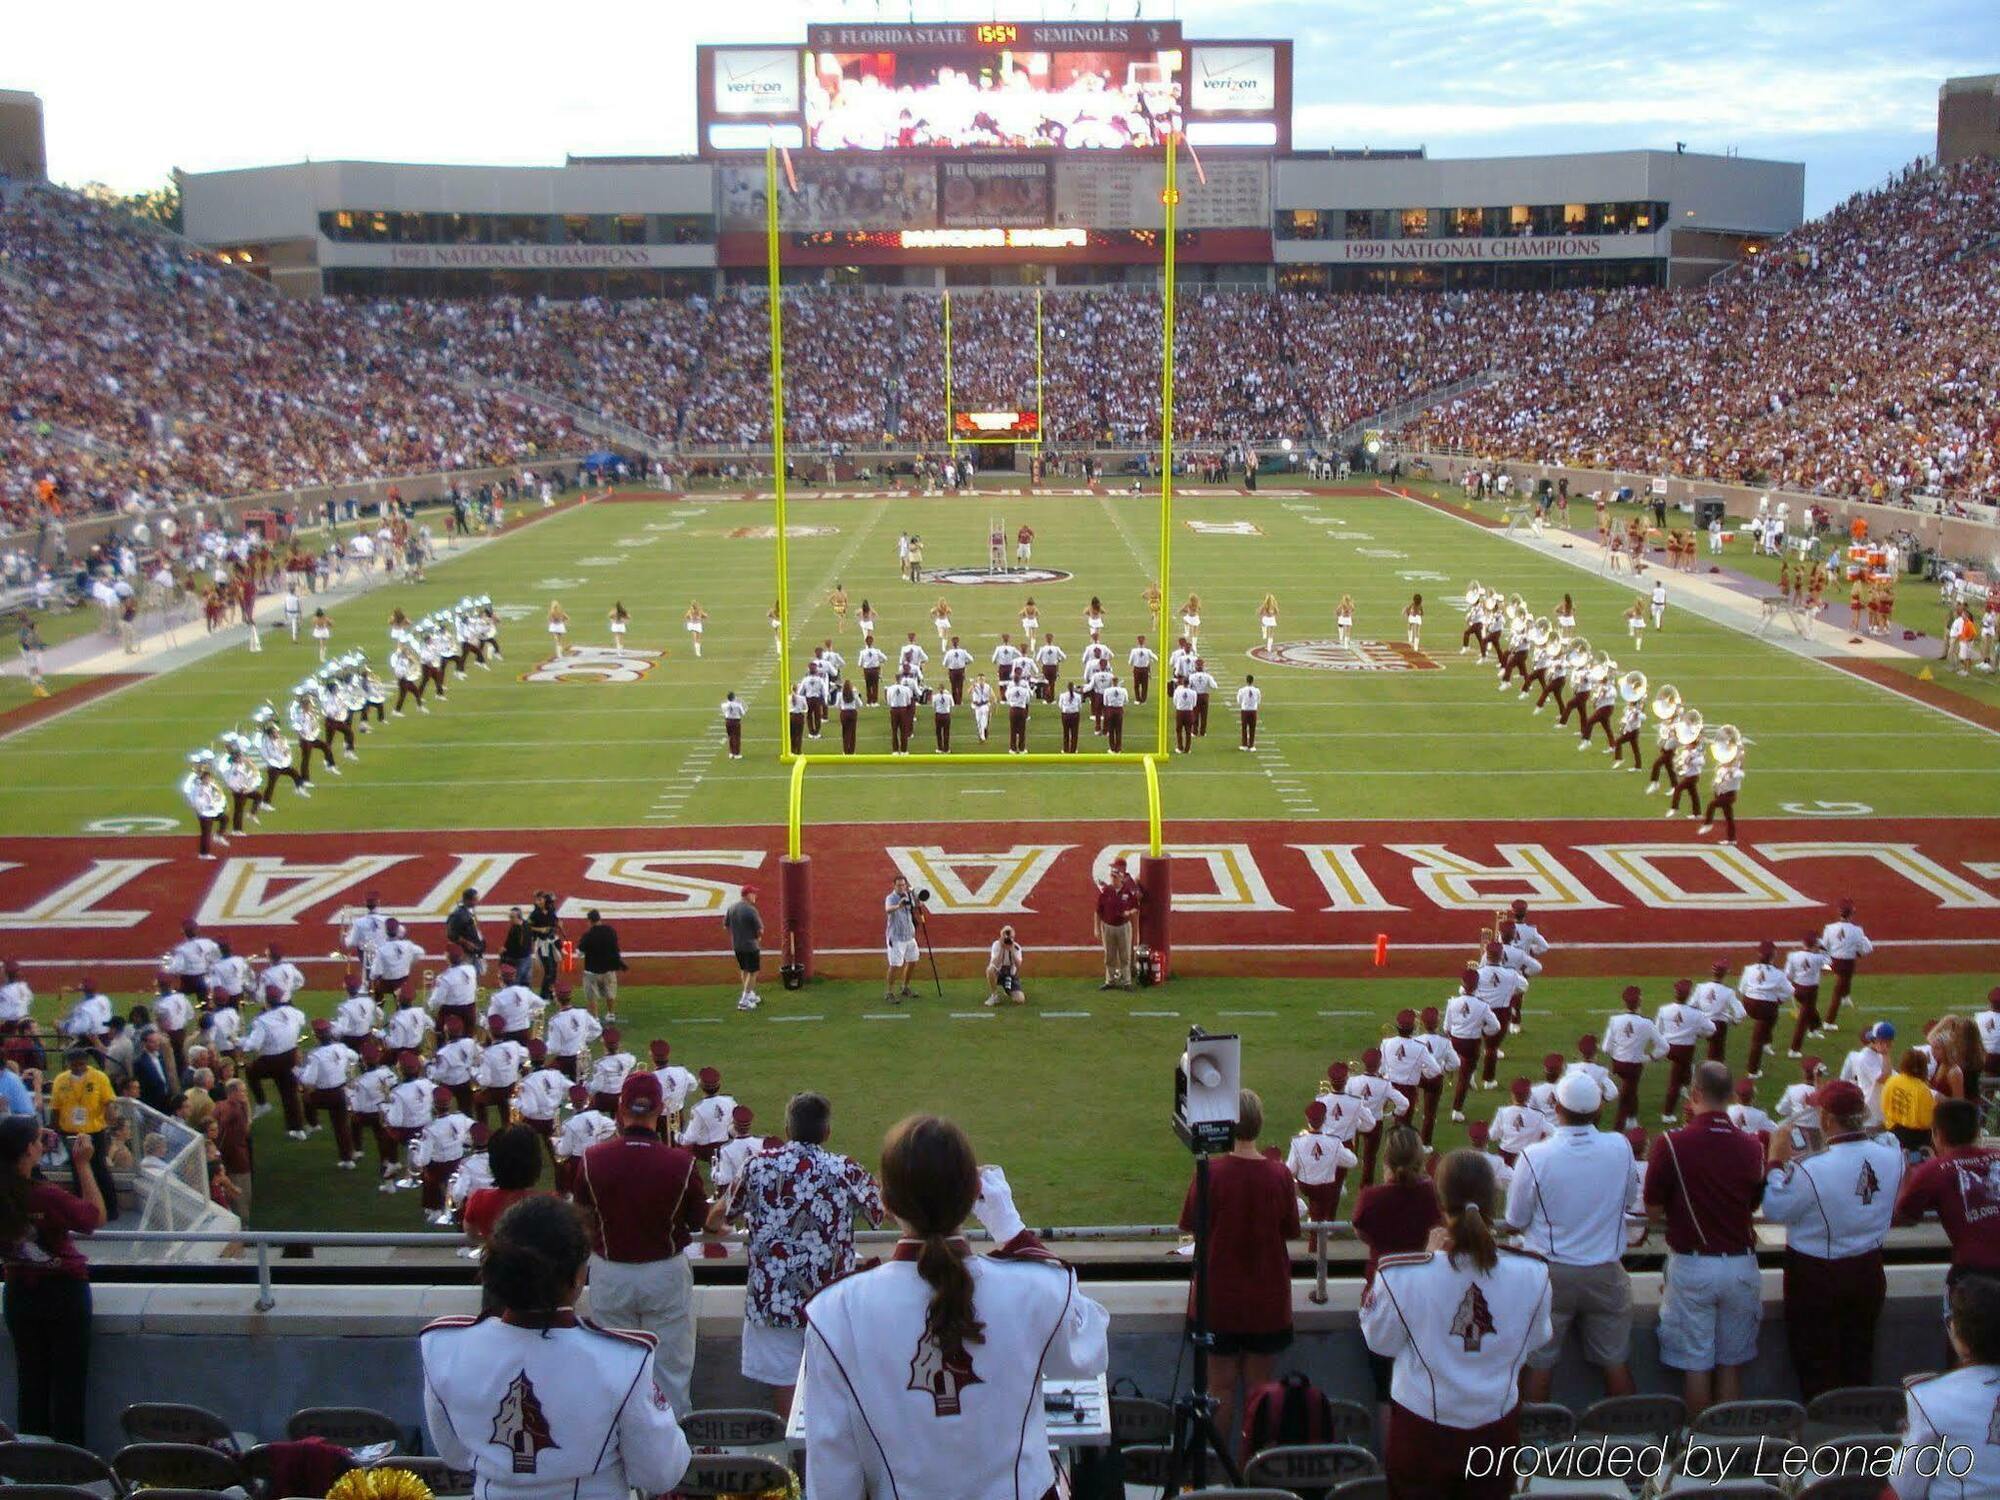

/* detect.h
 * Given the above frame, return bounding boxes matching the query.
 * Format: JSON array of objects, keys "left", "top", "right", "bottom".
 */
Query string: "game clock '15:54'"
[{"left": 976, "top": 23, "right": 1019, "bottom": 44}]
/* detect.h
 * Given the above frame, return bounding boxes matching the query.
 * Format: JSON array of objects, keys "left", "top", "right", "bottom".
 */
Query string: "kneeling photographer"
[{"left": 984, "top": 925, "right": 1028, "bottom": 1008}]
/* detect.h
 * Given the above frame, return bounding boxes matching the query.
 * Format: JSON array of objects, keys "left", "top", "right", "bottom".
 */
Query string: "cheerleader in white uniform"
[
  {"left": 1556, "top": 594, "right": 1577, "bottom": 634},
  {"left": 1085, "top": 596, "right": 1106, "bottom": 642},
  {"left": 1624, "top": 599, "right": 1646, "bottom": 652},
  {"left": 608, "top": 602, "right": 631, "bottom": 654},
  {"left": 856, "top": 600, "right": 877, "bottom": 643},
  {"left": 421, "top": 1197, "right": 692, "bottom": 1500},
  {"left": 683, "top": 601, "right": 706, "bottom": 657},
  {"left": 1337, "top": 594, "right": 1356, "bottom": 649},
  {"left": 1404, "top": 593, "right": 1424, "bottom": 649},
  {"left": 1019, "top": 598, "right": 1040, "bottom": 640},
  {"left": 803, "top": 1117, "right": 1108, "bottom": 1500},
  {"left": 546, "top": 602, "right": 569, "bottom": 657},
  {"left": 1258, "top": 593, "right": 1279, "bottom": 649},
  {"left": 311, "top": 609, "right": 332, "bottom": 662},
  {"left": 931, "top": 598, "right": 953, "bottom": 647},
  {"left": 1180, "top": 593, "right": 1202, "bottom": 655},
  {"left": 768, "top": 602, "right": 783, "bottom": 651}
]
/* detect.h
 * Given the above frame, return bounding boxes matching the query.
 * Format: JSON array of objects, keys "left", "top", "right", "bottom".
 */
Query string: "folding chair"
[
  {"left": 1804, "top": 1385, "right": 1905, "bottom": 1439},
  {"left": 119, "top": 1402, "right": 250, "bottom": 1455},
  {"left": 678, "top": 1408, "right": 787, "bottom": 1450},
  {"left": 239, "top": 1441, "right": 360, "bottom": 1500},
  {"left": 0, "top": 1442, "right": 121, "bottom": 1493},
  {"left": 673, "top": 1453, "right": 797, "bottom": 1498},
  {"left": 1241, "top": 1441, "right": 1378, "bottom": 1497},
  {"left": 1110, "top": 1395, "right": 1175, "bottom": 1447},
  {"left": 111, "top": 1443, "right": 245, "bottom": 1493},
  {"left": 1315, "top": 1400, "right": 1375, "bottom": 1447},
  {"left": 286, "top": 1407, "right": 403, "bottom": 1453},
  {"left": 1517, "top": 1402, "right": 1577, "bottom": 1447},
  {"left": 1689, "top": 1399, "right": 1805, "bottom": 1441},
  {"left": 1577, "top": 1393, "right": 1689, "bottom": 1438}
]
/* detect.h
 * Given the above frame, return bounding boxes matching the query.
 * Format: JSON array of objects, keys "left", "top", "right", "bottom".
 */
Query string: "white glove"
[{"left": 972, "top": 1164, "right": 1026, "bottom": 1245}]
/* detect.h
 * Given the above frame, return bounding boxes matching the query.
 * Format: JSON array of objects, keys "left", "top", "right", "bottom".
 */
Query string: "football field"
[{"left": 4, "top": 481, "right": 1995, "bottom": 1230}]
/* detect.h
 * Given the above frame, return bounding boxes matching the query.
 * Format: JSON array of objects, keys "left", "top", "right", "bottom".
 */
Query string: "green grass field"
[{"left": 9, "top": 480, "right": 1995, "bottom": 1230}]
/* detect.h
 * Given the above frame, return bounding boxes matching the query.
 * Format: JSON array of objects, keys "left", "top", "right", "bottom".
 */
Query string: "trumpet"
[
  {"left": 1651, "top": 683, "right": 1682, "bottom": 721},
  {"left": 1711, "top": 724, "right": 1744, "bottom": 764},
  {"left": 1618, "top": 669, "right": 1649, "bottom": 704},
  {"left": 1673, "top": 707, "right": 1705, "bottom": 746}
]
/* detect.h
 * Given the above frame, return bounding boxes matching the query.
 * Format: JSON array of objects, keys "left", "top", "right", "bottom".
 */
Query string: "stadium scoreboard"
[{"left": 698, "top": 21, "right": 1289, "bottom": 156}]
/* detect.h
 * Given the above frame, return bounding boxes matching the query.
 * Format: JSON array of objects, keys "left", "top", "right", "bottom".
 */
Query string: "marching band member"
[
  {"left": 332, "top": 974, "right": 380, "bottom": 1047},
  {"left": 1526, "top": 1052, "right": 1568, "bottom": 1118},
  {"left": 680, "top": 1067, "right": 735, "bottom": 1162},
  {"left": 290, "top": 680, "right": 340, "bottom": 777},
  {"left": 882, "top": 675, "right": 914, "bottom": 755},
  {"left": 1288, "top": 1100, "right": 1356, "bottom": 1250},
  {"left": 555, "top": 1083, "right": 615, "bottom": 1195},
  {"left": 1886, "top": 1276, "right": 2000, "bottom": 1499},
  {"left": 1188, "top": 658, "right": 1218, "bottom": 737},
  {"left": 857, "top": 637, "right": 888, "bottom": 703},
  {"left": 787, "top": 682, "right": 807, "bottom": 755},
  {"left": 1258, "top": 593, "right": 1279, "bottom": 650},
  {"left": 1417, "top": 1007, "right": 1457, "bottom": 1144},
  {"left": 835, "top": 680, "right": 861, "bottom": 755},
  {"left": 1727, "top": 1079, "right": 1776, "bottom": 1143},
  {"left": 485, "top": 963, "right": 539, "bottom": 1044},
  {"left": 429, "top": 1014, "right": 482, "bottom": 1115},
  {"left": 207, "top": 940, "right": 252, "bottom": 1010},
  {"left": 941, "top": 635, "right": 972, "bottom": 702},
  {"left": 297, "top": 1019, "right": 361, "bottom": 1167},
  {"left": 473, "top": 1032, "right": 532, "bottom": 1133},
  {"left": 1696, "top": 728, "right": 1746, "bottom": 842},
  {"left": 319, "top": 671, "right": 358, "bottom": 763},
  {"left": 350, "top": 1038, "right": 399, "bottom": 1186},
  {"left": 390, "top": 630, "right": 428, "bottom": 716},
  {"left": 545, "top": 988, "right": 602, "bottom": 1081},
  {"left": 1820, "top": 898, "right": 1874, "bottom": 1027},
  {"left": 1403, "top": 592, "right": 1423, "bottom": 649},
  {"left": 428, "top": 943, "right": 479, "bottom": 1038},
  {"left": 1056, "top": 681, "right": 1083, "bottom": 754},
  {"left": 1776, "top": 1056, "right": 1825, "bottom": 1128},
  {"left": 1348, "top": 1049, "right": 1412, "bottom": 1186},
  {"left": 1361, "top": 1148, "right": 1552, "bottom": 1500},
  {"left": 1085, "top": 654, "right": 1114, "bottom": 735},
  {"left": 1033, "top": 632, "right": 1064, "bottom": 700},
  {"left": 445, "top": 1124, "right": 495, "bottom": 1224},
  {"left": 383, "top": 991, "right": 435, "bottom": 1058},
  {"left": 1445, "top": 970, "right": 1503, "bottom": 1119},
  {"left": 545, "top": 600, "right": 569, "bottom": 657},
  {"left": 1608, "top": 683, "right": 1646, "bottom": 770},
  {"left": 416, "top": 1086, "right": 474, "bottom": 1218},
  {"left": 182, "top": 751, "right": 229, "bottom": 858},
  {"left": 1689, "top": 960, "right": 1747, "bottom": 1064},
  {"left": 708, "top": 1104, "right": 761, "bottom": 1194},
  {"left": 1490, "top": 1077, "right": 1552, "bottom": 1161},
  {"left": 1127, "top": 634, "right": 1156, "bottom": 703},
  {"left": 1493, "top": 922, "right": 1543, "bottom": 982},
  {"left": 62, "top": 977, "right": 113, "bottom": 1040},
  {"left": 255, "top": 707, "right": 311, "bottom": 804},
  {"left": 344, "top": 893, "right": 388, "bottom": 984},
  {"left": 168, "top": 918, "right": 219, "bottom": 1002},
  {"left": 1604, "top": 986, "right": 1666, "bottom": 1131},
  {"left": 1739, "top": 939, "right": 1796, "bottom": 1079},
  {"left": 455, "top": 604, "right": 487, "bottom": 671},
  {"left": 1171, "top": 678, "right": 1197, "bottom": 755},
  {"left": 799, "top": 665, "right": 829, "bottom": 740},
  {"left": 245, "top": 984, "right": 309, "bottom": 1137},
  {"left": 1656, "top": 981, "right": 1718, "bottom": 1122},
  {"left": 1576, "top": 667, "right": 1619, "bottom": 751},
  {"left": 1474, "top": 941, "right": 1528, "bottom": 1036},
  {"left": 1664, "top": 728, "right": 1706, "bottom": 819},
  {"left": 218, "top": 735, "right": 264, "bottom": 834},
  {"left": 898, "top": 631, "right": 929, "bottom": 685},
  {"left": 1381, "top": 1010, "right": 1443, "bottom": 1144},
  {"left": 802, "top": 1117, "right": 1108, "bottom": 1500},
  {"left": 1003, "top": 674, "right": 1034, "bottom": 754},
  {"left": 383, "top": 1050, "right": 436, "bottom": 1194},
  {"left": 648, "top": 1041, "right": 698, "bottom": 1121},
  {"left": 1570, "top": 1035, "right": 1619, "bottom": 1112},
  {"left": 1785, "top": 931, "right": 1832, "bottom": 1054},
  {"left": 719, "top": 691, "right": 746, "bottom": 760},
  {"left": 1101, "top": 674, "right": 1130, "bottom": 753},
  {"left": 586, "top": 1025, "right": 636, "bottom": 1115},
  {"left": 372, "top": 919, "right": 424, "bottom": 1006},
  {"left": 516, "top": 1040, "right": 569, "bottom": 1148},
  {"left": 931, "top": 682, "right": 955, "bottom": 753}
]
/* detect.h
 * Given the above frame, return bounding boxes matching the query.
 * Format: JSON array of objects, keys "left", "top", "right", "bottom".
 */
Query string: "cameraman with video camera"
[
  {"left": 984, "top": 926, "right": 1028, "bottom": 1009},
  {"left": 884, "top": 877, "right": 928, "bottom": 1005}
]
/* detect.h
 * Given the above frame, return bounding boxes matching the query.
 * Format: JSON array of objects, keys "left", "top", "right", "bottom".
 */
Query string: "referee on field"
[{"left": 574, "top": 1073, "right": 709, "bottom": 1417}]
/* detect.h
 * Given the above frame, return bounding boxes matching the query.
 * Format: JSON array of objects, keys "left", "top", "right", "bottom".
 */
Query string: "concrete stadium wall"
[
  {"left": 0, "top": 1267, "right": 1951, "bottom": 1454},
  {"left": 1395, "top": 448, "right": 2000, "bottom": 563}
]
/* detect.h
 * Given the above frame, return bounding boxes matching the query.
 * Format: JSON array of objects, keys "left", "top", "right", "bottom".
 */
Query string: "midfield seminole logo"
[
  {"left": 924, "top": 566, "right": 1074, "bottom": 587},
  {"left": 521, "top": 647, "right": 662, "bottom": 684},
  {"left": 1183, "top": 520, "right": 1265, "bottom": 536},
  {"left": 725, "top": 524, "right": 839, "bottom": 540},
  {"left": 1250, "top": 639, "right": 1442, "bottom": 672}
]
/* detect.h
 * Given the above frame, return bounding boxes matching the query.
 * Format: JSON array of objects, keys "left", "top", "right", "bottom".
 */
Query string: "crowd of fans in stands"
[{"left": 4, "top": 156, "right": 1996, "bottom": 538}]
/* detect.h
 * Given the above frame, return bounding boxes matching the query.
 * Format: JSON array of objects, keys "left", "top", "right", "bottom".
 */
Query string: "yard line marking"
[
  {"left": 769, "top": 1015, "right": 825, "bottom": 1023},
  {"left": 960, "top": 788, "right": 1007, "bottom": 795},
  {"left": 1041, "top": 1011, "right": 1093, "bottom": 1019},
  {"left": 949, "top": 1011, "right": 998, "bottom": 1020},
  {"left": 1220, "top": 1009, "right": 1278, "bottom": 1017},
  {"left": 862, "top": 1013, "right": 912, "bottom": 1021},
  {"left": 666, "top": 1017, "right": 725, "bottom": 1025},
  {"left": 1129, "top": 1010, "right": 1180, "bottom": 1018},
  {"left": 1320, "top": 1009, "right": 1373, "bottom": 1016}
]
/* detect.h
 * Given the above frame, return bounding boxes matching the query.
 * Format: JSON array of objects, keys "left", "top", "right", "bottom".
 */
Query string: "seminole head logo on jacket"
[{"left": 908, "top": 1328, "right": 983, "bottom": 1417}]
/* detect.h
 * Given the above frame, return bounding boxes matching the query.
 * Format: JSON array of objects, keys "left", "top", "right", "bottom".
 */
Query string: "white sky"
[{"left": 10, "top": 0, "right": 1990, "bottom": 216}]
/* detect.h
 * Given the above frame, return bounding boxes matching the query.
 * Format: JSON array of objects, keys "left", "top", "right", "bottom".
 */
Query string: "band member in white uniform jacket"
[
  {"left": 1890, "top": 1274, "right": 2000, "bottom": 1499},
  {"left": 1361, "top": 1149, "right": 1552, "bottom": 1500},
  {"left": 802, "top": 1115, "right": 1109, "bottom": 1500},
  {"left": 421, "top": 1197, "right": 691, "bottom": 1500}
]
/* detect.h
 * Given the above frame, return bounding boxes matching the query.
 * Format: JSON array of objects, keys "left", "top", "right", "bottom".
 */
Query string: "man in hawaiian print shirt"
[{"left": 708, "top": 1090, "right": 884, "bottom": 1418}]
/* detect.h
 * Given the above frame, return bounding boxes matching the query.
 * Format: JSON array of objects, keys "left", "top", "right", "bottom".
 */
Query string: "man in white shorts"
[{"left": 883, "top": 876, "right": 924, "bottom": 1003}]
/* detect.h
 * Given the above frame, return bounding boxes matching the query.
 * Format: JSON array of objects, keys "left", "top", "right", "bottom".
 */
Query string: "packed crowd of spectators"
[{"left": 6, "top": 156, "right": 1996, "bottom": 535}]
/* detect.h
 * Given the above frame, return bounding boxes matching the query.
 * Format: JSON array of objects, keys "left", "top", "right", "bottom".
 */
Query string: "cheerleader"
[
  {"left": 608, "top": 602, "right": 631, "bottom": 654},
  {"left": 768, "top": 601, "right": 783, "bottom": 650},
  {"left": 420, "top": 1198, "right": 693, "bottom": 1497},
  {"left": 1555, "top": 594, "right": 1576, "bottom": 634},
  {"left": 826, "top": 582, "right": 850, "bottom": 630},
  {"left": 969, "top": 675, "right": 994, "bottom": 743},
  {"left": 1019, "top": 597, "right": 1040, "bottom": 640},
  {"left": 1360, "top": 1149, "right": 1550, "bottom": 1500},
  {"left": 1403, "top": 592, "right": 1423, "bottom": 649},
  {"left": 1624, "top": 599, "right": 1647, "bottom": 651},
  {"left": 801, "top": 1117, "right": 1107, "bottom": 1500},
  {"left": 856, "top": 598, "right": 877, "bottom": 643},
  {"left": 546, "top": 601, "right": 569, "bottom": 656},
  {"left": 930, "top": 597, "right": 953, "bottom": 646},
  {"left": 389, "top": 606, "right": 412, "bottom": 632},
  {"left": 1086, "top": 595, "right": 1107, "bottom": 642},
  {"left": 1140, "top": 581, "right": 1161, "bottom": 626},
  {"left": 1180, "top": 593, "right": 1202, "bottom": 654},
  {"left": 310, "top": 609, "right": 332, "bottom": 662},
  {"left": 1336, "top": 594, "right": 1355, "bottom": 649},
  {"left": 1258, "top": 593, "right": 1279, "bottom": 649},
  {"left": 682, "top": 601, "right": 706, "bottom": 657}
]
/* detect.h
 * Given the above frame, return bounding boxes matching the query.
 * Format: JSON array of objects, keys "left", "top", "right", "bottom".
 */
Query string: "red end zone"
[{"left": 2, "top": 818, "right": 1995, "bottom": 982}]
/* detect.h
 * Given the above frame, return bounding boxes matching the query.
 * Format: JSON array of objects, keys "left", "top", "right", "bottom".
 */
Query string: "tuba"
[
  {"left": 1650, "top": 683, "right": 1682, "bottom": 721},
  {"left": 182, "top": 756, "right": 226, "bottom": 819},
  {"left": 1529, "top": 616, "right": 1553, "bottom": 647},
  {"left": 1673, "top": 707, "right": 1705, "bottom": 746},
  {"left": 288, "top": 690, "right": 325, "bottom": 741},
  {"left": 1463, "top": 580, "right": 1484, "bottom": 607},
  {"left": 338, "top": 673, "right": 367, "bottom": 714},
  {"left": 1618, "top": 669, "right": 1649, "bottom": 704},
  {"left": 391, "top": 640, "right": 423, "bottom": 683},
  {"left": 1711, "top": 725, "right": 1744, "bottom": 765},
  {"left": 1564, "top": 637, "right": 1593, "bottom": 672},
  {"left": 220, "top": 745, "right": 260, "bottom": 795}
]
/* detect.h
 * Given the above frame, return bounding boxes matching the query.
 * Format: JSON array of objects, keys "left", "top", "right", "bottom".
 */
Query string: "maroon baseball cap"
[
  {"left": 1326, "top": 1061, "right": 1349, "bottom": 1087},
  {"left": 431, "top": 1086, "right": 455, "bottom": 1111},
  {"left": 1813, "top": 1079, "right": 1866, "bottom": 1117},
  {"left": 698, "top": 1066, "right": 721, "bottom": 1089},
  {"left": 1621, "top": 985, "right": 1642, "bottom": 1008},
  {"left": 1467, "top": 1121, "right": 1491, "bottom": 1145},
  {"left": 649, "top": 1039, "right": 671, "bottom": 1063},
  {"left": 620, "top": 1072, "right": 664, "bottom": 1117},
  {"left": 1394, "top": 1008, "right": 1416, "bottom": 1030},
  {"left": 1305, "top": 1099, "right": 1327, "bottom": 1126},
  {"left": 730, "top": 1105, "right": 754, "bottom": 1128},
  {"left": 566, "top": 1084, "right": 591, "bottom": 1108}
]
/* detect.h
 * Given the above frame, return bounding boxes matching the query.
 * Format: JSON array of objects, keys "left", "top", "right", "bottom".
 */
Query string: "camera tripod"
[
  {"left": 1163, "top": 1150, "right": 1244, "bottom": 1490},
  {"left": 911, "top": 900, "right": 944, "bottom": 1000}
]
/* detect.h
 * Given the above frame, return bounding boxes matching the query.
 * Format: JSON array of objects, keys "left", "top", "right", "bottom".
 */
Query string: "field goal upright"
[{"left": 757, "top": 138, "right": 1189, "bottom": 988}]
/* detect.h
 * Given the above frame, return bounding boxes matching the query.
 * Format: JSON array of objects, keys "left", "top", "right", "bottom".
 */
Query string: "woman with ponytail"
[
  {"left": 803, "top": 1114, "right": 1109, "bottom": 1500},
  {"left": 1360, "top": 1148, "right": 1552, "bottom": 1500},
  {"left": 419, "top": 1197, "right": 690, "bottom": 1500}
]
